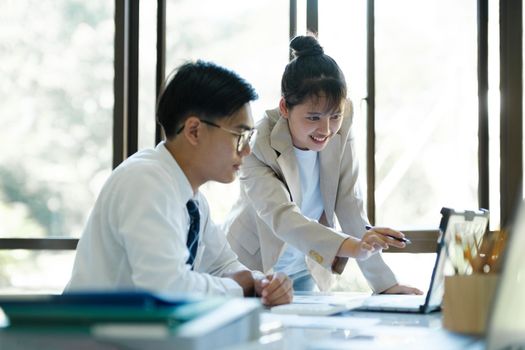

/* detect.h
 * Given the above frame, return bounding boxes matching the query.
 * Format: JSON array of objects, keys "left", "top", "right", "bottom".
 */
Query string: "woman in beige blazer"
[{"left": 224, "top": 35, "right": 422, "bottom": 294}]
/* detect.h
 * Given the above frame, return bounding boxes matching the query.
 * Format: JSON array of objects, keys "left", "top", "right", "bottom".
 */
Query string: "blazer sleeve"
[
  {"left": 334, "top": 124, "right": 398, "bottom": 293},
  {"left": 239, "top": 148, "right": 348, "bottom": 271}
]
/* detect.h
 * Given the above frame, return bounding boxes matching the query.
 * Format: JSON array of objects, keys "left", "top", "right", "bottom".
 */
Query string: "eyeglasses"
[
  {"left": 201, "top": 120, "right": 257, "bottom": 153},
  {"left": 176, "top": 119, "right": 257, "bottom": 153}
]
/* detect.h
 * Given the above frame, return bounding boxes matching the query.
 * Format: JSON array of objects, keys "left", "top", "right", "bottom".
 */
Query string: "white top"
[
  {"left": 294, "top": 148, "right": 324, "bottom": 220},
  {"left": 65, "top": 142, "right": 248, "bottom": 297},
  {"left": 274, "top": 148, "right": 324, "bottom": 276}
]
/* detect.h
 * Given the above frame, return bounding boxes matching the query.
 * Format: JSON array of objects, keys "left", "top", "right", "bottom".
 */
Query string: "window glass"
[
  {"left": 320, "top": 2, "right": 438, "bottom": 294},
  {"left": 375, "top": 0, "right": 478, "bottom": 228},
  {"left": 165, "top": 0, "right": 288, "bottom": 222},
  {"left": 319, "top": 0, "right": 368, "bottom": 208},
  {"left": 0, "top": 1, "right": 114, "bottom": 238},
  {"left": 333, "top": 253, "right": 436, "bottom": 293},
  {"left": 297, "top": 0, "right": 307, "bottom": 36},
  {"left": 0, "top": 251, "right": 75, "bottom": 294},
  {"left": 381, "top": 253, "right": 436, "bottom": 292},
  {"left": 138, "top": 1, "right": 158, "bottom": 150}
]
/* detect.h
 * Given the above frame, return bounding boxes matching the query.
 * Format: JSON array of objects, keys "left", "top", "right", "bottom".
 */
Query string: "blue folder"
[{"left": 0, "top": 290, "right": 225, "bottom": 327}]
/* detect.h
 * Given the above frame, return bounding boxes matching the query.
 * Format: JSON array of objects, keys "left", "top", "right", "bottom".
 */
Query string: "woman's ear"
[
  {"left": 279, "top": 97, "right": 289, "bottom": 119},
  {"left": 182, "top": 116, "right": 201, "bottom": 146}
]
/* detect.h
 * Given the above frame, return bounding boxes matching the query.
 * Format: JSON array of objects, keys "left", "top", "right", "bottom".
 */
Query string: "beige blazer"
[{"left": 223, "top": 101, "right": 397, "bottom": 292}]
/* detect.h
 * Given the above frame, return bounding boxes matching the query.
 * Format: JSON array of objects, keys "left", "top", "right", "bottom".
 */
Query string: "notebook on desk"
[{"left": 355, "top": 207, "right": 490, "bottom": 314}]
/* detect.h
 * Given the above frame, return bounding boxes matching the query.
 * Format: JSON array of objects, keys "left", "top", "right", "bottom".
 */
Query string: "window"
[
  {"left": 0, "top": 1, "right": 114, "bottom": 239},
  {"left": 0, "top": 0, "right": 522, "bottom": 293},
  {"left": 138, "top": 0, "right": 158, "bottom": 150},
  {"left": 0, "top": 0, "right": 114, "bottom": 292},
  {"left": 375, "top": 0, "right": 478, "bottom": 228},
  {"left": 319, "top": 0, "right": 369, "bottom": 209},
  {"left": 165, "top": 0, "right": 289, "bottom": 221},
  {"left": 488, "top": 0, "right": 501, "bottom": 229}
]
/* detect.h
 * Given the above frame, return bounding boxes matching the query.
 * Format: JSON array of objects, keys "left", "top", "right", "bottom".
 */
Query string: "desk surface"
[
  {"left": 248, "top": 309, "right": 484, "bottom": 350},
  {"left": 235, "top": 291, "right": 485, "bottom": 350},
  {"left": 0, "top": 293, "right": 485, "bottom": 350}
]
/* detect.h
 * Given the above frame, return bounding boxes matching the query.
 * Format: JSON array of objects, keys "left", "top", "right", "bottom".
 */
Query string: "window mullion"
[
  {"left": 366, "top": 0, "right": 376, "bottom": 224},
  {"left": 499, "top": 0, "right": 523, "bottom": 227},
  {"left": 155, "top": 0, "right": 166, "bottom": 145},
  {"left": 114, "top": 0, "right": 139, "bottom": 169},
  {"left": 478, "top": 0, "right": 490, "bottom": 211},
  {"left": 306, "top": 0, "right": 318, "bottom": 34}
]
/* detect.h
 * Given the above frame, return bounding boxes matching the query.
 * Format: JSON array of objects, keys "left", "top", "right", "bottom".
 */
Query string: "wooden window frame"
[{"left": 1, "top": 0, "right": 521, "bottom": 254}]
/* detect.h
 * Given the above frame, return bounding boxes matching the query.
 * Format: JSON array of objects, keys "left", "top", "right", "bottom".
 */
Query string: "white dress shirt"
[{"left": 65, "top": 142, "right": 248, "bottom": 297}]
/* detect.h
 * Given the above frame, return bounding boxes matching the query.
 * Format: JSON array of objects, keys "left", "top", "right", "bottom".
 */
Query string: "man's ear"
[
  {"left": 279, "top": 97, "right": 289, "bottom": 119},
  {"left": 182, "top": 116, "right": 202, "bottom": 146}
]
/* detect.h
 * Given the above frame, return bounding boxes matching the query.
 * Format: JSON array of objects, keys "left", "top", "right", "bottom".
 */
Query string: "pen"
[{"left": 365, "top": 225, "right": 412, "bottom": 244}]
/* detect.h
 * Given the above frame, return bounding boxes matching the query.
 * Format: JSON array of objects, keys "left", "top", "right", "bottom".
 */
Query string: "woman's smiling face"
[{"left": 280, "top": 95, "right": 344, "bottom": 152}]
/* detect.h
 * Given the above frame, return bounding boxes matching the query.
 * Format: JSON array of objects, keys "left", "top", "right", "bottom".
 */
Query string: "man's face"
[
  {"left": 281, "top": 95, "right": 344, "bottom": 152},
  {"left": 200, "top": 103, "right": 255, "bottom": 184}
]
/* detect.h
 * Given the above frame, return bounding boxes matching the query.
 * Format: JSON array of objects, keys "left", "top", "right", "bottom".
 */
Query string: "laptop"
[
  {"left": 355, "top": 207, "right": 490, "bottom": 313},
  {"left": 486, "top": 200, "right": 525, "bottom": 350}
]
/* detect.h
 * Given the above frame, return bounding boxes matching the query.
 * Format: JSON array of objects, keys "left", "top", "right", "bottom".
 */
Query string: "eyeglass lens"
[{"left": 237, "top": 130, "right": 256, "bottom": 152}]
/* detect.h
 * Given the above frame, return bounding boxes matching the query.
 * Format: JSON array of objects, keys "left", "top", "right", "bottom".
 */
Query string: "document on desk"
[
  {"left": 262, "top": 313, "right": 478, "bottom": 350},
  {"left": 271, "top": 303, "right": 351, "bottom": 316},
  {"left": 262, "top": 312, "right": 380, "bottom": 330},
  {"left": 307, "top": 324, "right": 479, "bottom": 350},
  {"left": 292, "top": 292, "right": 368, "bottom": 306},
  {"left": 270, "top": 292, "right": 368, "bottom": 316}
]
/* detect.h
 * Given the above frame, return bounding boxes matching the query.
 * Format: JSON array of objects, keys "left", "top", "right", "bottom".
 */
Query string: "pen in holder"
[
  {"left": 442, "top": 229, "right": 506, "bottom": 335},
  {"left": 443, "top": 274, "right": 499, "bottom": 335}
]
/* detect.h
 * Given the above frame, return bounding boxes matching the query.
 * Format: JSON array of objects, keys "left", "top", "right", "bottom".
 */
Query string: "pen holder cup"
[{"left": 443, "top": 274, "right": 499, "bottom": 335}]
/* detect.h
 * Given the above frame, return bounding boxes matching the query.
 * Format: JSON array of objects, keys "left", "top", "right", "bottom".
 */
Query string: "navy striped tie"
[{"left": 185, "top": 200, "right": 200, "bottom": 269}]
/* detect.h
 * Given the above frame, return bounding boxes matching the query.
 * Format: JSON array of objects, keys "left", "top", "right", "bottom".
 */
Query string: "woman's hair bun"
[{"left": 290, "top": 35, "right": 324, "bottom": 58}]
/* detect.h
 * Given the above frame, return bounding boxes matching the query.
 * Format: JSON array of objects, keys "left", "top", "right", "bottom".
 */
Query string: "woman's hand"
[
  {"left": 381, "top": 283, "right": 424, "bottom": 295},
  {"left": 338, "top": 226, "right": 408, "bottom": 260}
]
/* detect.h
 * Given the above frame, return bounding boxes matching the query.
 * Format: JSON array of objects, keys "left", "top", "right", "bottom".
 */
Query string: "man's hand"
[
  {"left": 382, "top": 283, "right": 424, "bottom": 295},
  {"left": 226, "top": 270, "right": 255, "bottom": 297},
  {"left": 254, "top": 272, "right": 293, "bottom": 306}
]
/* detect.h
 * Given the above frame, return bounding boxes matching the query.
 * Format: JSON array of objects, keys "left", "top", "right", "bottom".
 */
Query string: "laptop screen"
[
  {"left": 424, "top": 208, "right": 489, "bottom": 311},
  {"left": 486, "top": 200, "right": 525, "bottom": 350}
]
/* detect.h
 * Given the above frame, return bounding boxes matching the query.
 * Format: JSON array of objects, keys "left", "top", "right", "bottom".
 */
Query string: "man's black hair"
[{"left": 157, "top": 60, "right": 258, "bottom": 138}]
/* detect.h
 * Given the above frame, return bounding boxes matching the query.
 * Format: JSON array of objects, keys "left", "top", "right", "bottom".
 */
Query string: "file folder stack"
[
  {"left": 0, "top": 291, "right": 223, "bottom": 328},
  {"left": 0, "top": 291, "right": 261, "bottom": 350}
]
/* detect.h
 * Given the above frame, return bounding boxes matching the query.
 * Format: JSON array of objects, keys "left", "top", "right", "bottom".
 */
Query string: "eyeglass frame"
[{"left": 176, "top": 119, "right": 257, "bottom": 153}]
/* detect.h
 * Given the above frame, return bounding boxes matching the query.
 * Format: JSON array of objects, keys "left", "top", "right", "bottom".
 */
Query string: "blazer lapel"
[
  {"left": 270, "top": 117, "right": 302, "bottom": 207},
  {"left": 319, "top": 133, "right": 341, "bottom": 226}
]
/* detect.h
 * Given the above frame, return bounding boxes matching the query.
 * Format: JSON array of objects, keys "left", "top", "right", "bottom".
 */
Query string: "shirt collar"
[{"left": 155, "top": 141, "right": 195, "bottom": 204}]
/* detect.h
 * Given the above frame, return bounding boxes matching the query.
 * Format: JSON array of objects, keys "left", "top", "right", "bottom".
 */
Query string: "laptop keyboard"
[{"left": 362, "top": 295, "right": 427, "bottom": 308}]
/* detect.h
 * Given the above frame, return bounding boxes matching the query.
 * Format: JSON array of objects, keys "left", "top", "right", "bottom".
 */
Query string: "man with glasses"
[
  {"left": 65, "top": 60, "right": 293, "bottom": 306},
  {"left": 187, "top": 119, "right": 257, "bottom": 154}
]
